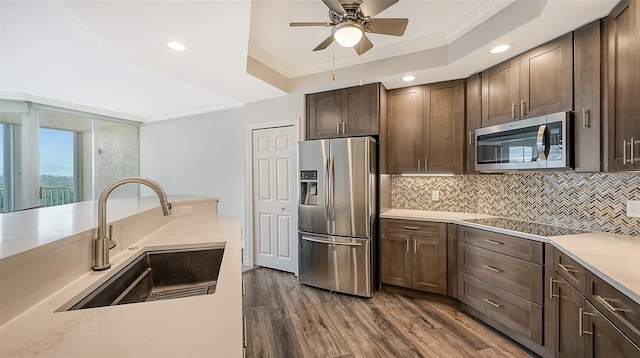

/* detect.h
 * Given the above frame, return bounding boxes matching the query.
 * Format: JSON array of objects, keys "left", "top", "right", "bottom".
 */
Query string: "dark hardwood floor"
[{"left": 242, "top": 268, "right": 535, "bottom": 358}]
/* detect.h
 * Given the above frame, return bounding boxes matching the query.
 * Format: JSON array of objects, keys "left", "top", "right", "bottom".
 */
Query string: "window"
[{"left": 0, "top": 100, "right": 140, "bottom": 212}]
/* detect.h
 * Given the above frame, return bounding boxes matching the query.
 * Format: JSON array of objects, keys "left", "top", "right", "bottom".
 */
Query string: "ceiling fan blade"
[
  {"left": 290, "top": 22, "right": 332, "bottom": 27},
  {"left": 359, "top": 0, "right": 398, "bottom": 18},
  {"left": 313, "top": 35, "right": 335, "bottom": 51},
  {"left": 365, "top": 18, "right": 408, "bottom": 36},
  {"left": 322, "top": 0, "right": 346, "bottom": 15},
  {"left": 354, "top": 34, "right": 373, "bottom": 55}
]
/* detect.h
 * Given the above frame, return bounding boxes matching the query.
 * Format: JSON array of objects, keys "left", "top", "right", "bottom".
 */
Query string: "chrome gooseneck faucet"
[{"left": 93, "top": 176, "right": 172, "bottom": 271}]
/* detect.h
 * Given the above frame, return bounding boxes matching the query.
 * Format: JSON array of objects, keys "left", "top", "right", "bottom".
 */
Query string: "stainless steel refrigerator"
[{"left": 298, "top": 136, "right": 376, "bottom": 297}]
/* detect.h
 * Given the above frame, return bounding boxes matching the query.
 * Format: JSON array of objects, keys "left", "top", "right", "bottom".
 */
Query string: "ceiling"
[{"left": 0, "top": 0, "right": 619, "bottom": 123}]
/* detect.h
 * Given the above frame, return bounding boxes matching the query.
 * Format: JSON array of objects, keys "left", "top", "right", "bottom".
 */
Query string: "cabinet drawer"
[
  {"left": 458, "top": 273, "right": 543, "bottom": 345},
  {"left": 381, "top": 219, "right": 446, "bottom": 238},
  {"left": 586, "top": 271, "right": 640, "bottom": 347},
  {"left": 458, "top": 227, "right": 543, "bottom": 264},
  {"left": 458, "top": 243, "right": 543, "bottom": 305},
  {"left": 554, "top": 249, "right": 586, "bottom": 295}
]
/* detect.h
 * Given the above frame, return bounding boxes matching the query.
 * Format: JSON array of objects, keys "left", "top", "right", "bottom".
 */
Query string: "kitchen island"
[{"left": 0, "top": 197, "right": 243, "bottom": 357}]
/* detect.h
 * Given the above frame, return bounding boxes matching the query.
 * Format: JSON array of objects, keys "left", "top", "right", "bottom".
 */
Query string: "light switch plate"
[
  {"left": 180, "top": 206, "right": 193, "bottom": 215},
  {"left": 432, "top": 191, "right": 440, "bottom": 201},
  {"left": 627, "top": 200, "right": 640, "bottom": 218}
]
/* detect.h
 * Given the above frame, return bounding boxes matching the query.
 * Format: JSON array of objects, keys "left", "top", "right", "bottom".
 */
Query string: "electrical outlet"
[
  {"left": 432, "top": 191, "right": 440, "bottom": 201},
  {"left": 627, "top": 200, "right": 640, "bottom": 218},
  {"left": 180, "top": 206, "right": 193, "bottom": 215}
]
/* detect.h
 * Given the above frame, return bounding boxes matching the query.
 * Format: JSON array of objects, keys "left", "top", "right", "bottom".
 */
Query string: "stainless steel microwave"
[{"left": 475, "top": 112, "right": 572, "bottom": 171}]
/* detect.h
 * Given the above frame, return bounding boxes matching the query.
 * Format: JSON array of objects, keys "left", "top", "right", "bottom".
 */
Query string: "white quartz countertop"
[
  {"left": 0, "top": 195, "right": 212, "bottom": 260},
  {"left": 381, "top": 209, "right": 640, "bottom": 304},
  {"left": 0, "top": 214, "right": 243, "bottom": 357}
]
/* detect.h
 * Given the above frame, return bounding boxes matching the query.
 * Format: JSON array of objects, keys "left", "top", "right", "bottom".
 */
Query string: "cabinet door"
[
  {"left": 308, "top": 90, "right": 342, "bottom": 139},
  {"left": 342, "top": 83, "right": 379, "bottom": 136},
  {"left": 412, "top": 235, "right": 447, "bottom": 294},
  {"left": 585, "top": 302, "right": 640, "bottom": 358},
  {"left": 387, "top": 86, "right": 423, "bottom": 173},
  {"left": 574, "top": 20, "right": 603, "bottom": 172},
  {"left": 551, "top": 273, "right": 586, "bottom": 358},
  {"left": 380, "top": 232, "right": 412, "bottom": 288},
  {"left": 481, "top": 58, "right": 520, "bottom": 127},
  {"left": 422, "top": 80, "right": 465, "bottom": 174},
  {"left": 466, "top": 73, "right": 482, "bottom": 173},
  {"left": 519, "top": 33, "right": 574, "bottom": 119},
  {"left": 607, "top": 0, "right": 640, "bottom": 170}
]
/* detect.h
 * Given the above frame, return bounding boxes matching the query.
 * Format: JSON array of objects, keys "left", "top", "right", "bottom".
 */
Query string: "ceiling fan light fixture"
[{"left": 333, "top": 22, "right": 363, "bottom": 47}]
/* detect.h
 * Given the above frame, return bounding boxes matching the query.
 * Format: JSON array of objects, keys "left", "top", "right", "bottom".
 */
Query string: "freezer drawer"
[{"left": 298, "top": 233, "right": 372, "bottom": 297}]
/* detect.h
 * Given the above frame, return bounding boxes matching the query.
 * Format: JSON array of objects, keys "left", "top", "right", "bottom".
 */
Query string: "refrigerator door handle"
[
  {"left": 301, "top": 236, "right": 362, "bottom": 247},
  {"left": 329, "top": 156, "right": 335, "bottom": 221},
  {"left": 323, "top": 157, "right": 329, "bottom": 220}
]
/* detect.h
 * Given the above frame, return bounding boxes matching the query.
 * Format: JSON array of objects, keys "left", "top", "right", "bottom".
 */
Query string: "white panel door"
[{"left": 252, "top": 125, "right": 296, "bottom": 273}]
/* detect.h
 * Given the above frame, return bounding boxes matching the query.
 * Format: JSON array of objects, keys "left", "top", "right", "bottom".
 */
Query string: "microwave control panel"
[{"left": 547, "top": 122, "right": 563, "bottom": 161}]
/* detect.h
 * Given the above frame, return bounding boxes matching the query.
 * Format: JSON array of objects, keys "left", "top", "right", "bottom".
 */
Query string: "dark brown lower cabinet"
[
  {"left": 547, "top": 246, "right": 640, "bottom": 358},
  {"left": 584, "top": 302, "right": 640, "bottom": 357},
  {"left": 380, "top": 219, "right": 447, "bottom": 295},
  {"left": 550, "top": 273, "right": 586, "bottom": 358}
]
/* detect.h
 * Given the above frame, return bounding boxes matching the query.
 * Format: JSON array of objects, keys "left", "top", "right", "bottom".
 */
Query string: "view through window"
[{"left": 39, "top": 128, "right": 75, "bottom": 207}]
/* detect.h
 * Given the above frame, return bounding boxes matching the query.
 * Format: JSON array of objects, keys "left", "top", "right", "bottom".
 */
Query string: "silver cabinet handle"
[
  {"left": 582, "top": 108, "right": 591, "bottom": 129},
  {"left": 342, "top": 122, "right": 346, "bottom": 134},
  {"left": 406, "top": 239, "right": 409, "bottom": 252},
  {"left": 558, "top": 263, "right": 579, "bottom": 274},
  {"left": 579, "top": 308, "right": 595, "bottom": 336},
  {"left": 403, "top": 226, "right": 419, "bottom": 230},
  {"left": 631, "top": 137, "right": 635, "bottom": 163},
  {"left": 483, "top": 298, "right": 501, "bottom": 308},
  {"left": 623, "top": 139, "right": 628, "bottom": 164},
  {"left": 482, "top": 238, "right": 504, "bottom": 246},
  {"left": 511, "top": 103, "right": 517, "bottom": 119},
  {"left": 520, "top": 100, "right": 526, "bottom": 118},
  {"left": 242, "top": 316, "right": 247, "bottom": 348},
  {"left": 414, "top": 239, "right": 417, "bottom": 253},
  {"left": 596, "top": 295, "right": 631, "bottom": 313},
  {"left": 483, "top": 265, "right": 501, "bottom": 273},
  {"left": 417, "top": 158, "right": 421, "bottom": 172},
  {"left": 242, "top": 279, "right": 246, "bottom": 297},
  {"left": 424, "top": 159, "right": 427, "bottom": 171},
  {"left": 468, "top": 131, "right": 474, "bottom": 145},
  {"left": 537, "top": 124, "right": 548, "bottom": 161},
  {"left": 549, "top": 277, "right": 560, "bottom": 299}
]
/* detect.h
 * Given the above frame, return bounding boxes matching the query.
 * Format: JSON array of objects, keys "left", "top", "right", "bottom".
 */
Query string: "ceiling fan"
[{"left": 290, "top": 0, "right": 409, "bottom": 55}]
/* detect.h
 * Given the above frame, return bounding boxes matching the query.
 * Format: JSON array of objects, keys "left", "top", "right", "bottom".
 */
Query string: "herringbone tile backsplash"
[{"left": 392, "top": 172, "right": 640, "bottom": 237}]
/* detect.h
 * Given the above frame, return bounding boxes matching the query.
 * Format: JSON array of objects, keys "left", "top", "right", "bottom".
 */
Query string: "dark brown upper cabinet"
[
  {"left": 606, "top": 0, "right": 640, "bottom": 171},
  {"left": 387, "top": 80, "right": 465, "bottom": 174},
  {"left": 481, "top": 33, "right": 574, "bottom": 127},
  {"left": 574, "top": 20, "right": 604, "bottom": 173},
  {"left": 466, "top": 73, "right": 482, "bottom": 173},
  {"left": 306, "top": 83, "right": 384, "bottom": 140}
]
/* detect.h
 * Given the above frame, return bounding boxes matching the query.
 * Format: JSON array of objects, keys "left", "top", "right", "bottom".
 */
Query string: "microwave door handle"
[{"left": 537, "top": 124, "right": 548, "bottom": 161}]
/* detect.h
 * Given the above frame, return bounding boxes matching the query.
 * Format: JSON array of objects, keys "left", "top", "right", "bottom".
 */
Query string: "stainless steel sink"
[{"left": 66, "top": 246, "right": 224, "bottom": 311}]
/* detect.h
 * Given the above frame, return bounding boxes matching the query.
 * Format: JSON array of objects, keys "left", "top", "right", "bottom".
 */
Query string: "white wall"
[{"left": 140, "top": 93, "right": 304, "bottom": 261}]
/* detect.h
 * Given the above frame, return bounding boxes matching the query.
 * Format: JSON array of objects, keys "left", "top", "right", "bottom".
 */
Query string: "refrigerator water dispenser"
[{"left": 300, "top": 170, "right": 318, "bottom": 205}]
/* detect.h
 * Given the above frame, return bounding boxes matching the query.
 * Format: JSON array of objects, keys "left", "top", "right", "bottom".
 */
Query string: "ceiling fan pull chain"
[
  {"left": 332, "top": 44, "right": 336, "bottom": 81},
  {"left": 359, "top": 41, "right": 363, "bottom": 86}
]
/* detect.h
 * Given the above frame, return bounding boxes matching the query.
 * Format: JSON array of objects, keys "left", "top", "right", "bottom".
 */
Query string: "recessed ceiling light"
[
  {"left": 402, "top": 75, "right": 416, "bottom": 82},
  {"left": 166, "top": 41, "right": 186, "bottom": 51},
  {"left": 490, "top": 44, "right": 510, "bottom": 54}
]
